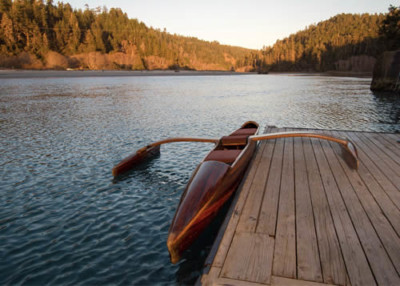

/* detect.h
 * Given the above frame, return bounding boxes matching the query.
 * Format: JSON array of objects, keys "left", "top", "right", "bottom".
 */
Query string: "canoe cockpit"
[{"left": 204, "top": 122, "right": 259, "bottom": 166}]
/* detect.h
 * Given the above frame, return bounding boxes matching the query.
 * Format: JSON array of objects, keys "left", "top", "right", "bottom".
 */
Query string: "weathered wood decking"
[{"left": 201, "top": 127, "right": 400, "bottom": 286}]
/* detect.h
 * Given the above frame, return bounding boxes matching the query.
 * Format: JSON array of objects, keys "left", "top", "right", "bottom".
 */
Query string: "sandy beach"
[{"left": 0, "top": 69, "right": 251, "bottom": 79}]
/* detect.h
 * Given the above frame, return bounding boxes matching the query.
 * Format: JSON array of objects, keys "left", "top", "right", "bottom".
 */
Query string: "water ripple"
[{"left": 0, "top": 74, "right": 399, "bottom": 285}]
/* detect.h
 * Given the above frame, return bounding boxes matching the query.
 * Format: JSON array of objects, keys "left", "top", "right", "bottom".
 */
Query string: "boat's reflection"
[{"left": 175, "top": 196, "right": 233, "bottom": 285}]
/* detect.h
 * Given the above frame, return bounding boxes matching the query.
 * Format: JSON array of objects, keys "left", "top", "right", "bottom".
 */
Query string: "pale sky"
[{"left": 66, "top": 0, "right": 395, "bottom": 50}]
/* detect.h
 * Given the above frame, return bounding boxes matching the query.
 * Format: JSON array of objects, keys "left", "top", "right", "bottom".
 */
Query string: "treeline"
[
  {"left": 260, "top": 13, "right": 385, "bottom": 72},
  {"left": 378, "top": 5, "right": 400, "bottom": 51},
  {"left": 0, "top": 1, "right": 394, "bottom": 73},
  {"left": 0, "top": 0, "right": 256, "bottom": 70},
  {"left": 370, "top": 5, "right": 400, "bottom": 91}
]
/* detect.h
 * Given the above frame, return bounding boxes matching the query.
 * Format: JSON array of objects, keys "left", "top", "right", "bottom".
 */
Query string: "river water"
[{"left": 0, "top": 73, "right": 399, "bottom": 285}]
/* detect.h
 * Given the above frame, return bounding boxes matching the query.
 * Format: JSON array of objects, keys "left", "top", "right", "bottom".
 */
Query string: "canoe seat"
[
  {"left": 221, "top": 135, "right": 248, "bottom": 146},
  {"left": 231, "top": 128, "right": 257, "bottom": 136},
  {"left": 205, "top": 150, "right": 241, "bottom": 164}
]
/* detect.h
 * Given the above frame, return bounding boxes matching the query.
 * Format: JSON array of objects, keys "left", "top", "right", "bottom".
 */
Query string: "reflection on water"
[
  {"left": 0, "top": 74, "right": 399, "bottom": 285},
  {"left": 372, "top": 91, "right": 400, "bottom": 125}
]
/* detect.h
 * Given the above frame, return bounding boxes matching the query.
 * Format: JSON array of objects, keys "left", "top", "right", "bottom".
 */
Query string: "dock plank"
[
  {"left": 344, "top": 132, "right": 400, "bottom": 210},
  {"left": 386, "top": 133, "right": 400, "bottom": 146},
  {"left": 237, "top": 128, "right": 277, "bottom": 233},
  {"left": 272, "top": 136, "right": 296, "bottom": 279},
  {"left": 366, "top": 133, "right": 400, "bottom": 171},
  {"left": 303, "top": 137, "right": 347, "bottom": 285},
  {"left": 350, "top": 132, "right": 400, "bottom": 188},
  {"left": 221, "top": 232, "right": 274, "bottom": 284},
  {"left": 336, "top": 131, "right": 400, "bottom": 235},
  {"left": 271, "top": 276, "right": 336, "bottom": 286},
  {"left": 212, "top": 139, "right": 268, "bottom": 267},
  {"left": 201, "top": 266, "right": 221, "bottom": 285},
  {"left": 293, "top": 137, "right": 322, "bottom": 282},
  {"left": 319, "top": 136, "right": 400, "bottom": 286},
  {"left": 371, "top": 133, "right": 400, "bottom": 159},
  {"left": 203, "top": 127, "right": 400, "bottom": 286},
  {"left": 256, "top": 132, "right": 285, "bottom": 236},
  {"left": 331, "top": 131, "right": 400, "bottom": 274},
  {"left": 310, "top": 137, "right": 376, "bottom": 286}
]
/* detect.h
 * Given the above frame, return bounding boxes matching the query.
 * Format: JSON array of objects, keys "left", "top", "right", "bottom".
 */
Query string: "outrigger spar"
[
  {"left": 112, "top": 122, "right": 359, "bottom": 263},
  {"left": 112, "top": 129, "right": 358, "bottom": 177}
]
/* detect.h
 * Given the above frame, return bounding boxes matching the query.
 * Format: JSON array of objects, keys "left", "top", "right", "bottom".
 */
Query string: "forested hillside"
[
  {"left": 260, "top": 13, "right": 385, "bottom": 72},
  {"left": 0, "top": 1, "right": 389, "bottom": 73},
  {"left": 0, "top": 0, "right": 258, "bottom": 70}
]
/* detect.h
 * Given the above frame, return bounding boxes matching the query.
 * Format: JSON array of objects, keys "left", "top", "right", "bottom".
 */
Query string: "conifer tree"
[{"left": 379, "top": 5, "right": 400, "bottom": 50}]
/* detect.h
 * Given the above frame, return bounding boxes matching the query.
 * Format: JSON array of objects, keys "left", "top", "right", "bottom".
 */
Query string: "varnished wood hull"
[
  {"left": 167, "top": 122, "right": 259, "bottom": 263},
  {"left": 112, "top": 145, "right": 160, "bottom": 177}
]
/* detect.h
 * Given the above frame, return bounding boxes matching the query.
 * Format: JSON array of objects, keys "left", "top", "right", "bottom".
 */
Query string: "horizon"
[{"left": 66, "top": 0, "right": 394, "bottom": 50}]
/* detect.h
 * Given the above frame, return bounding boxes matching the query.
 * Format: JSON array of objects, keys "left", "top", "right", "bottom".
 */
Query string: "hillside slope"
[
  {"left": 0, "top": 1, "right": 387, "bottom": 73},
  {"left": 260, "top": 13, "right": 385, "bottom": 72},
  {"left": 0, "top": 1, "right": 256, "bottom": 71}
]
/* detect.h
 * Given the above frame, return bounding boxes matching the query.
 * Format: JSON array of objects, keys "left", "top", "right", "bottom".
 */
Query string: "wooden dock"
[{"left": 201, "top": 127, "right": 400, "bottom": 286}]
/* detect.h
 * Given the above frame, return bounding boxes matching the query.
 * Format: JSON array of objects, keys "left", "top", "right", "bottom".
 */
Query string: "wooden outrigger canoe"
[
  {"left": 112, "top": 121, "right": 359, "bottom": 264},
  {"left": 167, "top": 121, "right": 260, "bottom": 263}
]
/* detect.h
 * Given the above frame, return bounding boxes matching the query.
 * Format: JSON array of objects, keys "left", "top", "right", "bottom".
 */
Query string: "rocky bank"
[{"left": 371, "top": 50, "right": 400, "bottom": 92}]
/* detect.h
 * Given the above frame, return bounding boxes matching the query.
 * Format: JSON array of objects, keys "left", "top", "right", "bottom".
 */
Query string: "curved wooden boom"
[
  {"left": 136, "top": 137, "right": 218, "bottom": 154},
  {"left": 250, "top": 131, "right": 359, "bottom": 169},
  {"left": 112, "top": 137, "right": 218, "bottom": 177},
  {"left": 113, "top": 131, "right": 359, "bottom": 177}
]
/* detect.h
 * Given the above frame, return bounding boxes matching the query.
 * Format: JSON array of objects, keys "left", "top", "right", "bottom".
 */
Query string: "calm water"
[{"left": 1, "top": 74, "right": 399, "bottom": 285}]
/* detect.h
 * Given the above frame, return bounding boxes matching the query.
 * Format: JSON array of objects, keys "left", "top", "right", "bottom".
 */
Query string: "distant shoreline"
[
  {"left": 0, "top": 69, "right": 253, "bottom": 79},
  {"left": 0, "top": 69, "right": 372, "bottom": 79},
  {"left": 268, "top": 71, "right": 372, "bottom": 78}
]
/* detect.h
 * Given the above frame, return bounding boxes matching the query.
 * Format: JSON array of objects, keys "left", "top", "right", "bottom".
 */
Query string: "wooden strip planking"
[
  {"left": 212, "top": 134, "right": 270, "bottom": 268},
  {"left": 221, "top": 232, "right": 274, "bottom": 284},
  {"left": 344, "top": 132, "right": 400, "bottom": 209},
  {"left": 310, "top": 137, "right": 376, "bottom": 286},
  {"left": 319, "top": 137, "right": 400, "bottom": 285},
  {"left": 349, "top": 132, "right": 400, "bottom": 188},
  {"left": 303, "top": 137, "right": 347, "bottom": 285},
  {"left": 330, "top": 131, "right": 400, "bottom": 274},
  {"left": 272, "top": 134, "right": 297, "bottom": 279},
  {"left": 271, "top": 276, "right": 337, "bottom": 286},
  {"left": 237, "top": 127, "right": 277, "bottom": 233},
  {"left": 363, "top": 132, "right": 400, "bottom": 168},
  {"left": 336, "top": 131, "right": 400, "bottom": 234},
  {"left": 256, "top": 130, "right": 285, "bottom": 236},
  {"left": 293, "top": 136, "right": 323, "bottom": 282}
]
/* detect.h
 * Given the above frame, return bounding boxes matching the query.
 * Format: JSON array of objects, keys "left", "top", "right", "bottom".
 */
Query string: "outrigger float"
[{"left": 112, "top": 121, "right": 358, "bottom": 264}]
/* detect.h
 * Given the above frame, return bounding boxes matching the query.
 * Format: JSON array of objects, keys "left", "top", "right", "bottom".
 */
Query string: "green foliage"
[
  {"left": 0, "top": 1, "right": 390, "bottom": 72},
  {"left": 0, "top": 0, "right": 253, "bottom": 70},
  {"left": 379, "top": 5, "right": 400, "bottom": 50},
  {"left": 260, "top": 13, "right": 385, "bottom": 72}
]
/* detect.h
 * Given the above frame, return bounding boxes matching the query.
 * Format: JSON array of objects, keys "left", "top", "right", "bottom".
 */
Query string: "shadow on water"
[
  {"left": 111, "top": 151, "right": 224, "bottom": 285},
  {"left": 175, "top": 197, "right": 233, "bottom": 285},
  {"left": 372, "top": 91, "right": 400, "bottom": 129}
]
